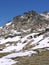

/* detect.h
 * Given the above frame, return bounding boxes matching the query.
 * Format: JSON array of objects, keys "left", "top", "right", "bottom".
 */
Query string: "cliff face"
[{"left": 0, "top": 10, "right": 49, "bottom": 65}]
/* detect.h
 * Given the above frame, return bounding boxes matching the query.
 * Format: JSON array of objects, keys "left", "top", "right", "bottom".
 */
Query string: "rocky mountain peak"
[
  {"left": 0, "top": 10, "right": 49, "bottom": 38},
  {"left": 0, "top": 10, "right": 49, "bottom": 65}
]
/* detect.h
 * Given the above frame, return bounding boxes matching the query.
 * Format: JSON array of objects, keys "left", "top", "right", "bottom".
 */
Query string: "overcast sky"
[{"left": 0, "top": 0, "right": 49, "bottom": 26}]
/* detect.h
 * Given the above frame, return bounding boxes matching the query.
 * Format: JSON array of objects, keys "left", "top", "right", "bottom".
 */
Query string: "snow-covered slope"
[{"left": 0, "top": 10, "right": 49, "bottom": 65}]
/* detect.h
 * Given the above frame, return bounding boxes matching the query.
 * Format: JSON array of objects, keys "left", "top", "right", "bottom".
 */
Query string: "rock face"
[{"left": 0, "top": 10, "right": 49, "bottom": 65}]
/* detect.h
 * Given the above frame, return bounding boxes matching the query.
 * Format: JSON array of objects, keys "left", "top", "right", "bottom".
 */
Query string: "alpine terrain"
[{"left": 0, "top": 11, "right": 49, "bottom": 65}]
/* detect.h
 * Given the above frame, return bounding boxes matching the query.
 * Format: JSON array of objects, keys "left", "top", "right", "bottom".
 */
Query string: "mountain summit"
[{"left": 0, "top": 10, "right": 49, "bottom": 65}]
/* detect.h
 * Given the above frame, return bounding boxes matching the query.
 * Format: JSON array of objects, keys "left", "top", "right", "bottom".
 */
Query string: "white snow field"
[{"left": 0, "top": 31, "right": 49, "bottom": 65}]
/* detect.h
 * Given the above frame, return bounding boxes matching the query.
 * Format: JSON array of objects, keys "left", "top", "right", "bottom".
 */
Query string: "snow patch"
[
  {"left": 6, "top": 22, "right": 12, "bottom": 26},
  {"left": 0, "top": 58, "right": 16, "bottom": 65},
  {"left": 3, "top": 51, "right": 36, "bottom": 59},
  {"left": 32, "top": 37, "right": 49, "bottom": 49},
  {"left": 0, "top": 36, "right": 21, "bottom": 44}
]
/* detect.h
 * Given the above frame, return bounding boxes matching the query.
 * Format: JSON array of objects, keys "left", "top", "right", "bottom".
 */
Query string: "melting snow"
[
  {"left": 0, "top": 58, "right": 16, "bottom": 65},
  {"left": 0, "top": 51, "right": 36, "bottom": 65},
  {"left": 0, "top": 36, "right": 21, "bottom": 44},
  {"left": 32, "top": 35, "right": 43, "bottom": 44},
  {"left": 11, "top": 29, "right": 21, "bottom": 34},
  {"left": 21, "top": 28, "right": 31, "bottom": 32},
  {"left": 40, "top": 14, "right": 49, "bottom": 19},
  {"left": 3, "top": 51, "right": 36, "bottom": 59},
  {"left": 6, "top": 22, "right": 12, "bottom": 26},
  {"left": 32, "top": 37, "right": 49, "bottom": 49},
  {"left": 0, "top": 31, "right": 49, "bottom": 65}
]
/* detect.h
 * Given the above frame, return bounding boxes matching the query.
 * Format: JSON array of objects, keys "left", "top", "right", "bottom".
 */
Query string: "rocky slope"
[{"left": 0, "top": 10, "right": 49, "bottom": 65}]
